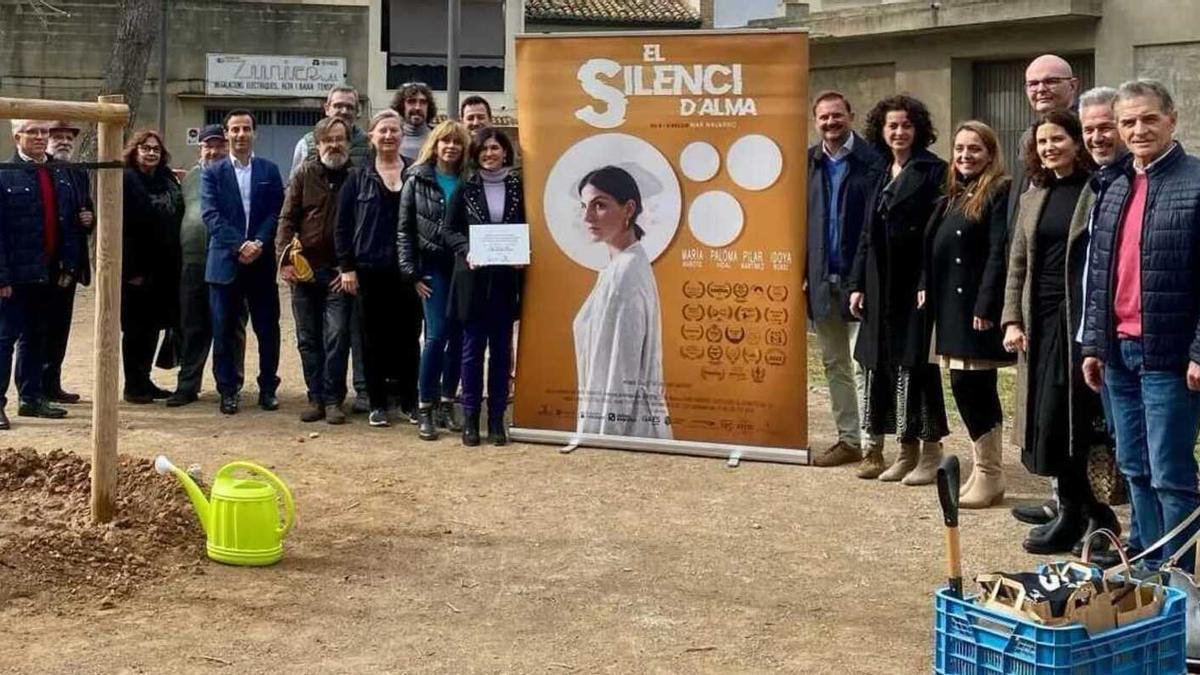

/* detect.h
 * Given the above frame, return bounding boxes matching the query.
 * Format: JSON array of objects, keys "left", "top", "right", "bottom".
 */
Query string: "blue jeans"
[
  {"left": 291, "top": 267, "right": 352, "bottom": 405},
  {"left": 1105, "top": 339, "right": 1200, "bottom": 565},
  {"left": 418, "top": 269, "right": 462, "bottom": 405}
]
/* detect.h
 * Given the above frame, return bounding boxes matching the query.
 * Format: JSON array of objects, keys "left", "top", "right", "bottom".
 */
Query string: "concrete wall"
[{"left": 0, "top": 0, "right": 369, "bottom": 158}]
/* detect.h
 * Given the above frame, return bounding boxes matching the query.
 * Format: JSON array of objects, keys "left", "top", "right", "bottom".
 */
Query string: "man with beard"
[
  {"left": 390, "top": 82, "right": 436, "bottom": 164},
  {"left": 168, "top": 125, "right": 246, "bottom": 407},
  {"left": 289, "top": 85, "right": 371, "bottom": 414},
  {"left": 277, "top": 117, "right": 354, "bottom": 423},
  {"left": 42, "top": 121, "right": 94, "bottom": 404},
  {"left": 804, "top": 90, "right": 882, "bottom": 472}
]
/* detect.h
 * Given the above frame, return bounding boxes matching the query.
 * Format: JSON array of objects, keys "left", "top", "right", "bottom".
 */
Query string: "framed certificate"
[{"left": 469, "top": 223, "right": 531, "bottom": 266}]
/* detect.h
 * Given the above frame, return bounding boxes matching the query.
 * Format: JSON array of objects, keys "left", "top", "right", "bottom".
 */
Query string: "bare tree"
[{"left": 76, "top": 0, "right": 162, "bottom": 161}]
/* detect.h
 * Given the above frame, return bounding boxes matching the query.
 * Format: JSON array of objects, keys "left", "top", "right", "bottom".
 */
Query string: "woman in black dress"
[
  {"left": 121, "top": 129, "right": 183, "bottom": 403},
  {"left": 1001, "top": 110, "right": 1117, "bottom": 553},
  {"left": 848, "top": 95, "right": 949, "bottom": 486},
  {"left": 920, "top": 120, "right": 1014, "bottom": 508}
]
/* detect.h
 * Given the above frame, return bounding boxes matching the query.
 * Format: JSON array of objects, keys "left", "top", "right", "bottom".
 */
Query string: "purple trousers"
[{"left": 460, "top": 310, "right": 515, "bottom": 419}]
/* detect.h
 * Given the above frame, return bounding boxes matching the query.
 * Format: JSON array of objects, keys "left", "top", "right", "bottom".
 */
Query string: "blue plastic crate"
[{"left": 933, "top": 585, "right": 1187, "bottom": 674}]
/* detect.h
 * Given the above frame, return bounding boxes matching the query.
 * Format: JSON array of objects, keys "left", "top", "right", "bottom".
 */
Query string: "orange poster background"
[{"left": 514, "top": 30, "right": 809, "bottom": 450}]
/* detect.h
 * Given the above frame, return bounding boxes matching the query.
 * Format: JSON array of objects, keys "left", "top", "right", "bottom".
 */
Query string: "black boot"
[
  {"left": 440, "top": 399, "right": 463, "bottom": 432},
  {"left": 487, "top": 415, "right": 508, "bottom": 446},
  {"left": 1023, "top": 502, "right": 1087, "bottom": 555},
  {"left": 1073, "top": 503, "right": 1123, "bottom": 557},
  {"left": 462, "top": 412, "right": 480, "bottom": 447},
  {"left": 417, "top": 405, "right": 439, "bottom": 441}
]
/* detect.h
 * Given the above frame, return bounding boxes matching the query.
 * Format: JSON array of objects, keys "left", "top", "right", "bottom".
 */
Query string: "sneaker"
[
  {"left": 368, "top": 408, "right": 390, "bottom": 427},
  {"left": 811, "top": 441, "right": 863, "bottom": 468},
  {"left": 325, "top": 405, "right": 347, "bottom": 425}
]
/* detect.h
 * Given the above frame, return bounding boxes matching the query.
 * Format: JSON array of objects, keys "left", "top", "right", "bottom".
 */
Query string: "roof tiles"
[{"left": 525, "top": 0, "right": 701, "bottom": 26}]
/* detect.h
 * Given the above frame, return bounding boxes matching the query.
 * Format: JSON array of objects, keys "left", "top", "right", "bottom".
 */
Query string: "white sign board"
[
  {"left": 206, "top": 54, "right": 346, "bottom": 98},
  {"left": 185, "top": 127, "right": 200, "bottom": 146}
]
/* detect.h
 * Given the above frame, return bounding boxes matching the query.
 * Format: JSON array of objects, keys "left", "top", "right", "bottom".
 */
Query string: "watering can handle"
[{"left": 215, "top": 461, "right": 296, "bottom": 536}]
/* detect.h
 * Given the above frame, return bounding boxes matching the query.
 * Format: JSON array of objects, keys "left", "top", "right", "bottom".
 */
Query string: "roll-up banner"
[{"left": 512, "top": 30, "right": 810, "bottom": 465}]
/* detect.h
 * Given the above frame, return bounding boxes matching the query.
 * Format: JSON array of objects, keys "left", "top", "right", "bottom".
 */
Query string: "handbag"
[
  {"left": 279, "top": 235, "right": 314, "bottom": 282},
  {"left": 1118, "top": 505, "right": 1200, "bottom": 661},
  {"left": 1087, "top": 443, "right": 1128, "bottom": 506}
]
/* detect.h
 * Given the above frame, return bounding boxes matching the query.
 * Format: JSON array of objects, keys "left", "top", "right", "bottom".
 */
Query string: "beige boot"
[
  {"left": 959, "top": 442, "right": 979, "bottom": 498},
  {"left": 902, "top": 441, "right": 943, "bottom": 486},
  {"left": 856, "top": 443, "right": 886, "bottom": 479},
  {"left": 878, "top": 440, "right": 919, "bottom": 482},
  {"left": 959, "top": 426, "right": 1006, "bottom": 508}
]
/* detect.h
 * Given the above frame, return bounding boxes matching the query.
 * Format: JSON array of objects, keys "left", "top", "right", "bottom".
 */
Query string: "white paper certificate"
[{"left": 469, "top": 223, "right": 531, "bottom": 266}]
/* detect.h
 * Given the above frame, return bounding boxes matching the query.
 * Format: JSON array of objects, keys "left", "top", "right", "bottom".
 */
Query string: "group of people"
[
  {"left": 0, "top": 83, "right": 522, "bottom": 447},
  {"left": 807, "top": 53, "right": 1200, "bottom": 566}
]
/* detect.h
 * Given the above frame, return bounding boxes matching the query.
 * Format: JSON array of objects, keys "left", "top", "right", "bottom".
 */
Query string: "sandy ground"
[{"left": 0, "top": 284, "right": 1098, "bottom": 674}]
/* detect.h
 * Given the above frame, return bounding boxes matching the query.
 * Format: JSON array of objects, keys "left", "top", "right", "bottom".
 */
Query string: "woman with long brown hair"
[
  {"left": 1002, "top": 110, "right": 1117, "bottom": 553},
  {"left": 919, "top": 121, "right": 1013, "bottom": 508},
  {"left": 121, "top": 129, "right": 183, "bottom": 403}
]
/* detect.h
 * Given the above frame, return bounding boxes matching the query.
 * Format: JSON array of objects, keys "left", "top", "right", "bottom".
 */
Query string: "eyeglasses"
[
  {"left": 1026, "top": 77, "right": 1074, "bottom": 91},
  {"left": 138, "top": 144, "right": 162, "bottom": 154},
  {"left": 18, "top": 128, "right": 51, "bottom": 137}
]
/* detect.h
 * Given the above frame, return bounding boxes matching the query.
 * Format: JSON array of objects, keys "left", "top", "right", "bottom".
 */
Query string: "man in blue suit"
[{"left": 202, "top": 110, "right": 284, "bottom": 414}]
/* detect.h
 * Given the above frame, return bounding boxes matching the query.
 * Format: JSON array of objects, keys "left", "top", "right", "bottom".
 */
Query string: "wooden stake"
[
  {"left": 0, "top": 97, "right": 132, "bottom": 124},
  {"left": 90, "top": 94, "right": 126, "bottom": 524}
]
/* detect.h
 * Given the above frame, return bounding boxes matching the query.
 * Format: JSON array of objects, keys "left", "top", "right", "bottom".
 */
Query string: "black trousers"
[
  {"left": 176, "top": 262, "right": 244, "bottom": 395},
  {"left": 121, "top": 281, "right": 162, "bottom": 393},
  {"left": 949, "top": 369, "right": 1003, "bottom": 441},
  {"left": 356, "top": 267, "right": 421, "bottom": 411},
  {"left": 41, "top": 279, "right": 76, "bottom": 395}
]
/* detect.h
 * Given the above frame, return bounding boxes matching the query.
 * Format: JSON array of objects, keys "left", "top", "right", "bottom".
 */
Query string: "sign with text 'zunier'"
[{"left": 205, "top": 54, "right": 346, "bottom": 97}]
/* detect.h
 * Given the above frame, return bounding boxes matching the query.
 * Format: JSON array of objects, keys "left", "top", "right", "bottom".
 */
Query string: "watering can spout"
[{"left": 155, "top": 455, "right": 211, "bottom": 535}]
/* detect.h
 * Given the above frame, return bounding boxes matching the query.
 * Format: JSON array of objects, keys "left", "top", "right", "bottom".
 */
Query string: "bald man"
[
  {"left": 1009, "top": 53, "right": 1079, "bottom": 529},
  {"left": 1008, "top": 54, "right": 1079, "bottom": 226}
]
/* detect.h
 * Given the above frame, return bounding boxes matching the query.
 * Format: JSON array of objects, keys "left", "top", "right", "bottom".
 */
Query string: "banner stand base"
[{"left": 511, "top": 428, "right": 810, "bottom": 466}]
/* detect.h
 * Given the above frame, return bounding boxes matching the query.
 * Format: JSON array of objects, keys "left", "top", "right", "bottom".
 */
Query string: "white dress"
[{"left": 573, "top": 241, "right": 673, "bottom": 439}]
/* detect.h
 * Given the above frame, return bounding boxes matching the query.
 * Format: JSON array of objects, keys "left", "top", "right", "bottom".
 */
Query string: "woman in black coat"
[
  {"left": 397, "top": 120, "right": 472, "bottom": 441},
  {"left": 335, "top": 109, "right": 421, "bottom": 428},
  {"left": 848, "top": 94, "right": 949, "bottom": 486},
  {"left": 919, "top": 120, "right": 1014, "bottom": 509},
  {"left": 1001, "top": 111, "right": 1115, "bottom": 554},
  {"left": 121, "top": 129, "right": 183, "bottom": 403},
  {"left": 444, "top": 128, "right": 524, "bottom": 447}
]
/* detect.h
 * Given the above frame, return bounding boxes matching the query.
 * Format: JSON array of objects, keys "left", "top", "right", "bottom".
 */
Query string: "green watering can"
[{"left": 155, "top": 455, "right": 295, "bottom": 566}]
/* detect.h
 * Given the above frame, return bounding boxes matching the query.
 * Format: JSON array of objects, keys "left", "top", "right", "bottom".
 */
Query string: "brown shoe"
[
  {"left": 300, "top": 401, "right": 325, "bottom": 423},
  {"left": 325, "top": 404, "right": 347, "bottom": 425},
  {"left": 856, "top": 447, "right": 886, "bottom": 479},
  {"left": 811, "top": 441, "right": 863, "bottom": 467}
]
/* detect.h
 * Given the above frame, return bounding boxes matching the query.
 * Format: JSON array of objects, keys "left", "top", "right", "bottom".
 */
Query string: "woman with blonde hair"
[
  {"left": 918, "top": 120, "right": 1013, "bottom": 508},
  {"left": 397, "top": 120, "right": 472, "bottom": 440},
  {"left": 336, "top": 109, "right": 422, "bottom": 428}
]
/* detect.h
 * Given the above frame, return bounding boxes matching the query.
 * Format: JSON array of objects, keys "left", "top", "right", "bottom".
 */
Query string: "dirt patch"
[{"left": 0, "top": 447, "right": 204, "bottom": 608}]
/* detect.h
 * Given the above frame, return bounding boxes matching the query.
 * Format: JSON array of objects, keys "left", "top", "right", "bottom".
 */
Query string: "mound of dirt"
[{"left": 0, "top": 447, "right": 205, "bottom": 608}]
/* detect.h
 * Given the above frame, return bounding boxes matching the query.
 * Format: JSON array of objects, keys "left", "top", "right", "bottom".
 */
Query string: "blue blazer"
[{"left": 201, "top": 156, "right": 284, "bottom": 284}]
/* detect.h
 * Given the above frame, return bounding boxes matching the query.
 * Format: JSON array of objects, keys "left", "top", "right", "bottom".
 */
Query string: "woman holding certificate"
[
  {"left": 445, "top": 128, "right": 525, "bottom": 446},
  {"left": 398, "top": 120, "right": 472, "bottom": 441}
]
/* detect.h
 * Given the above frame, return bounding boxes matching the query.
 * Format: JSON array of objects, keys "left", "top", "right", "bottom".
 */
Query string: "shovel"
[{"left": 936, "top": 455, "right": 963, "bottom": 598}]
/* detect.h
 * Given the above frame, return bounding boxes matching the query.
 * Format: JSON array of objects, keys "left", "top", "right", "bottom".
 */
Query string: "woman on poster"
[{"left": 572, "top": 165, "right": 672, "bottom": 440}]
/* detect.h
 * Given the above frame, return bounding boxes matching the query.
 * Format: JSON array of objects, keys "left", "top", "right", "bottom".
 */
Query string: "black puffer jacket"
[
  {"left": 397, "top": 162, "right": 459, "bottom": 281},
  {"left": 1083, "top": 143, "right": 1200, "bottom": 371}
]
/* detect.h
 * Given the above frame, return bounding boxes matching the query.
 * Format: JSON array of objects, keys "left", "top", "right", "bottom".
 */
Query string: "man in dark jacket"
[
  {"left": 805, "top": 90, "right": 881, "bottom": 471},
  {"left": 278, "top": 117, "right": 353, "bottom": 424},
  {"left": 0, "top": 119, "right": 82, "bottom": 428},
  {"left": 42, "top": 120, "right": 94, "bottom": 404},
  {"left": 1082, "top": 79, "right": 1200, "bottom": 565}
]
